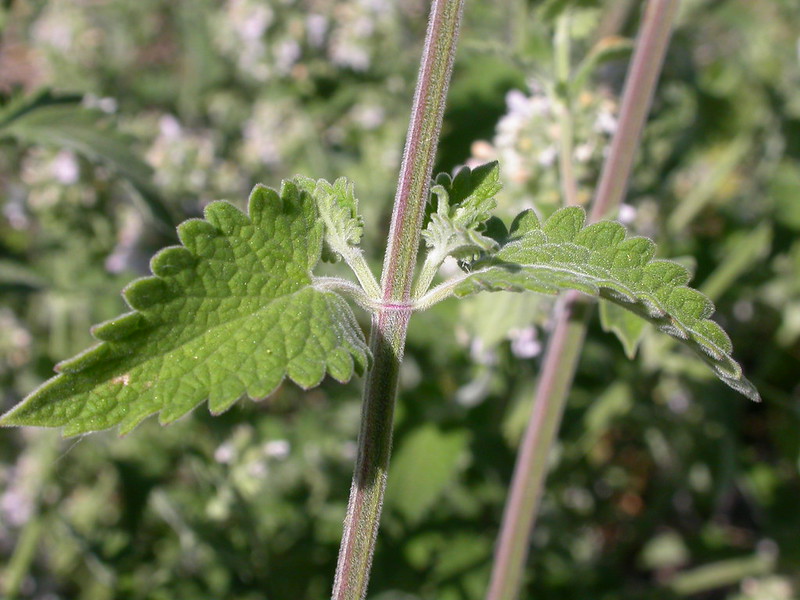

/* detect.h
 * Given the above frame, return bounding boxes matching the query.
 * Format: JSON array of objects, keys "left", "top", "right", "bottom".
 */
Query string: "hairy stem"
[
  {"left": 381, "top": 1, "right": 464, "bottom": 302},
  {"left": 332, "top": 1, "right": 464, "bottom": 599},
  {"left": 485, "top": 3, "right": 680, "bottom": 600},
  {"left": 339, "top": 246, "right": 382, "bottom": 300}
]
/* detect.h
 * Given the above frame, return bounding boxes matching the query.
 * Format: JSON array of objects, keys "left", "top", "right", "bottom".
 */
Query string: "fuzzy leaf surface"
[
  {"left": 452, "top": 207, "right": 758, "bottom": 400},
  {"left": 0, "top": 183, "right": 370, "bottom": 436},
  {"left": 422, "top": 161, "right": 503, "bottom": 262},
  {"left": 294, "top": 175, "right": 363, "bottom": 263}
]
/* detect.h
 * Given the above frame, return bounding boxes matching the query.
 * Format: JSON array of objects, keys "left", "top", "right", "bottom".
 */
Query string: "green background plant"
[{"left": 1, "top": 1, "right": 798, "bottom": 599}]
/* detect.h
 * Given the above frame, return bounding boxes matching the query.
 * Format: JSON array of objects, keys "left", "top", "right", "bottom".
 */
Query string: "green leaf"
[
  {"left": 451, "top": 206, "right": 759, "bottom": 401},
  {"left": 0, "top": 89, "right": 83, "bottom": 128},
  {"left": 422, "top": 161, "right": 503, "bottom": 263},
  {"left": 0, "top": 183, "right": 370, "bottom": 436},
  {"left": 294, "top": 176, "right": 364, "bottom": 262},
  {"left": 599, "top": 298, "right": 647, "bottom": 359},
  {"left": 385, "top": 425, "right": 469, "bottom": 524}
]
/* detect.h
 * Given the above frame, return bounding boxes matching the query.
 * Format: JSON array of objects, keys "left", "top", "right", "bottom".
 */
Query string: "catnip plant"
[{"left": 0, "top": 1, "right": 759, "bottom": 599}]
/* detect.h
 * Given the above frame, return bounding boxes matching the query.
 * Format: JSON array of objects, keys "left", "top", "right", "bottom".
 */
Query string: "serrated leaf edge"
[
  {"left": 0, "top": 183, "right": 371, "bottom": 436},
  {"left": 430, "top": 206, "right": 758, "bottom": 401}
]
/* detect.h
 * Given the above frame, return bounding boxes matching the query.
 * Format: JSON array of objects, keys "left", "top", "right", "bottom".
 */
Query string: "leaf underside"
[
  {"left": 599, "top": 298, "right": 647, "bottom": 359},
  {"left": 454, "top": 207, "right": 759, "bottom": 401},
  {"left": 0, "top": 183, "right": 369, "bottom": 436}
]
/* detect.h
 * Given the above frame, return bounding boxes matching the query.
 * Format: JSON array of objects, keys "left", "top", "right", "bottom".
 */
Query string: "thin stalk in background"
[
  {"left": 485, "top": 2, "right": 681, "bottom": 600},
  {"left": 590, "top": 0, "right": 680, "bottom": 221},
  {"left": 554, "top": 13, "right": 580, "bottom": 207},
  {"left": 331, "top": 1, "right": 465, "bottom": 599}
]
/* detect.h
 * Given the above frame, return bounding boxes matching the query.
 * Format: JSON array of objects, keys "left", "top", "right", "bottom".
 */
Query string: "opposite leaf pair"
[{"left": 0, "top": 165, "right": 758, "bottom": 437}]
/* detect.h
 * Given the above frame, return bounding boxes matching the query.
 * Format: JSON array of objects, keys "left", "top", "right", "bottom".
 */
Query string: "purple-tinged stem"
[
  {"left": 485, "top": 3, "right": 680, "bottom": 600},
  {"left": 591, "top": 0, "right": 680, "bottom": 221},
  {"left": 485, "top": 292, "right": 588, "bottom": 600},
  {"left": 332, "top": 2, "right": 464, "bottom": 599}
]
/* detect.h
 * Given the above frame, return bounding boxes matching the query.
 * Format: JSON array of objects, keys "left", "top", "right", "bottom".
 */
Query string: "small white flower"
[
  {"left": 537, "top": 146, "right": 558, "bottom": 166},
  {"left": 158, "top": 115, "right": 183, "bottom": 140},
  {"left": 595, "top": 110, "right": 618, "bottom": 135},
  {"left": 574, "top": 142, "right": 594, "bottom": 163},
  {"left": 214, "top": 441, "right": 236, "bottom": 464},
  {"left": 352, "top": 104, "right": 385, "bottom": 130},
  {"left": 233, "top": 1, "right": 273, "bottom": 40},
  {"left": 509, "top": 327, "right": 541, "bottom": 359},
  {"left": 330, "top": 40, "right": 370, "bottom": 71},
  {"left": 263, "top": 439, "right": 290, "bottom": 459},
  {"left": 0, "top": 489, "right": 32, "bottom": 526},
  {"left": 505, "top": 90, "right": 531, "bottom": 116},
  {"left": 274, "top": 39, "right": 301, "bottom": 73},
  {"left": 306, "top": 14, "right": 328, "bottom": 47},
  {"left": 618, "top": 203, "right": 637, "bottom": 224},
  {"left": 470, "top": 337, "right": 497, "bottom": 365},
  {"left": 51, "top": 151, "right": 79, "bottom": 185}
]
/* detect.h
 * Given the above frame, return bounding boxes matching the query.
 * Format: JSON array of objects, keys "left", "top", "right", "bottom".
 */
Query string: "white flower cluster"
[
  {"left": 145, "top": 115, "right": 244, "bottom": 201},
  {"left": 212, "top": 0, "right": 402, "bottom": 82},
  {"left": 213, "top": 0, "right": 277, "bottom": 81},
  {"left": 20, "top": 148, "right": 96, "bottom": 210},
  {"left": 239, "top": 99, "right": 309, "bottom": 170},
  {"left": 468, "top": 84, "right": 618, "bottom": 211}
]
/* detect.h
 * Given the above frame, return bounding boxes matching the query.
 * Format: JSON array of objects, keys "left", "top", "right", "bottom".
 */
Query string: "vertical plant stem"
[
  {"left": 332, "top": 1, "right": 464, "bottom": 599},
  {"left": 591, "top": 0, "right": 680, "bottom": 220},
  {"left": 3, "top": 517, "right": 43, "bottom": 599},
  {"left": 554, "top": 13, "right": 580, "bottom": 207},
  {"left": 485, "top": 3, "right": 680, "bottom": 600},
  {"left": 485, "top": 293, "right": 588, "bottom": 600},
  {"left": 592, "top": 0, "right": 635, "bottom": 45}
]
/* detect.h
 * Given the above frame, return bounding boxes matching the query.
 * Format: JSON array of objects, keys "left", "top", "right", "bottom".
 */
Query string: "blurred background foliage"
[{"left": 0, "top": 0, "right": 798, "bottom": 598}]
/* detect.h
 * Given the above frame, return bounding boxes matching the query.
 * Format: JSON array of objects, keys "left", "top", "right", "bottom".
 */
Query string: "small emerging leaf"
[
  {"left": 453, "top": 207, "right": 759, "bottom": 401},
  {"left": 0, "top": 183, "right": 370, "bottom": 436},
  {"left": 422, "top": 161, "right": 503, "bottom": 263},
  {"left": 295, "top": 175, "right": 363, "bottom": 263}
]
